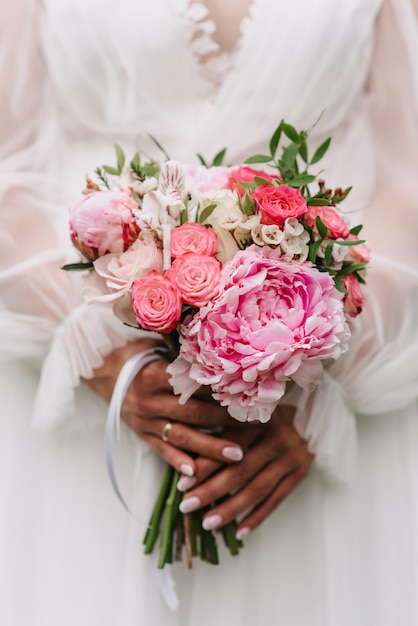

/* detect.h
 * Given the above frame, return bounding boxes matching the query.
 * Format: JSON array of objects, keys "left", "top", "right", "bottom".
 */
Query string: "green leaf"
[
  {"left": 282, "top": 123, "right": 300, "bottom": 143},
  {"left": 280, "top": 142, "right": 299, "bottom": 172},
  {"left": 333, "top": 276, "right": 347, "bottom": 294},
  {"left": 197, "top": 153, "right": 208, "bottom": 167},
  {"left": 288, "top": 173, "right": 316, "bottom": 188},
  {"left": 253, "top": 176, "right": 274, "bottom": 186},
  {"left": 238, "top": 181, "right": 258, "bottom": 192},
  {"left": 350, "top": 224, "right": 363, "bottom": 236},
  {"left": 180, "top": 207, "right": 188, "bottom": 225},
  {"left": 242, "top": 192, "right": 255, "bottom": 216},
  {"left": 198, "top": 203, "right": 217, "bottom": 223},
  {"left": 325, "top": 241, "right": 334, "bottom": 266},
  {"left": 212, "top": 147, "right": 227, "bottom": 166},
  {"left": 244, "top": 154, "right": 272, "bottom": 164},
  {"left": 336, "top": 239, "right": 366, "bottom": 247},
  {"left": 338, "top": 262, "right": 368, "bottom": 277},
  {"left": 114, "top": 143, "right": 125, "bottom": 173},
  {"left": 131, "top": 152, "right": 140, "bottom": 170},
  {"left": 102, "top": 165, "right": 120, "bottom": 176},
  {"left": 309, "top": 239, "right": 323, "bottom": 263},
  {"left": 269, "top": 121, "right": 283, "bottom": 158},
  {"left": 61, "top": 261, "right": 94, "bottom": 271},
  {"left": 147, "top": 133, "right": 171, "bottom": 161},
  {"left": 344, "top": 186, "right": 353, "bottom": 198},
  {"left": 311, "top": 137, "right": 331, "bottom": 165},
  {"left": 307, "top": 197, "right": 331, "bottom": 206},
  {"left": 299, "top": 141, "right": 308, "bottom": 163},
  {"left": 316, "top": 216, "right": 328, "bottom": 238}
]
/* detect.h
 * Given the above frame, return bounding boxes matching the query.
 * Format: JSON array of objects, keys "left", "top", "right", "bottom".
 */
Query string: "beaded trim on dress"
[{"left": 173, "top": 0, "right": 260, "bottom": 97}]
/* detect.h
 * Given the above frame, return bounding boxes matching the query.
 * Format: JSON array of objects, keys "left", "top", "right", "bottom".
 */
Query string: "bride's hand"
[
  {"left": 82, "top": 340, "right": 246, "bottom": 476},
  {"left": 178, "top": 406, "right": 314, "bottom": 538}
]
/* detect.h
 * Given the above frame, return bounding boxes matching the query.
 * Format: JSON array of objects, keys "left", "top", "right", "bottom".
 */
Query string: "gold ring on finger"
[{"left": 161, "top": 422, "right": 173, "bottom": 443}]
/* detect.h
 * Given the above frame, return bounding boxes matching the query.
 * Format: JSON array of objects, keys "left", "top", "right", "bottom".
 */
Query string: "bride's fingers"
[
  {"left": 130, "top": 415, "right": 245, "bottom": 464},
  {"left": 235, "top": 462, "right": 312, "bottom": 538},
  {"left": 137, "top": 430, "right": 197, "bottom": 476}
]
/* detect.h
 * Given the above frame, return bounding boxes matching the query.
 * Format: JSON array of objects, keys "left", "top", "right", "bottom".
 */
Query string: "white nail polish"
[
  {"left": 236, "top": 526, "right": 251, "bottom": 541},
  {"left": 222, "top": 446, "right": 244, "bottom": 462},
  {"left": 202, "top": 514, "right": 223, "bottom": 531},
  {"left": 179, "top": 496, "right": 201, "bottom": 514},
  {"left": 180, "top": 463, "right": 194, "bottom": 477},
  {"left": 177, "top": 476, "right": 197, "bottom": 492}
]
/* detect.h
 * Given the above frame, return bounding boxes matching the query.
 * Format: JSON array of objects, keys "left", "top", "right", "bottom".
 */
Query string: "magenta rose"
[
  {"left": 170, "top": 222, "right": 218, "bottom": 258},
  {"left": 168, "top": 245, "right": 350, "bottom": 422},
  {"left": 342, "top": 273, "right": 365, "bottom": 318},
  {"left": 165, "top": 252, "right": 221, "bottom": 308},
  {"left": 69, "top": 191, "right": 140, "bottom": 260},
  {"left": 306, "top": 205, "right": 350, "bottom": 239},
  {"left": 227, "top": 167, "right": 280, "bottom": 197},
  {"left": 253, "top": 184, "right": 307, "bottom": 228},
  {"left": 131, "top": 270, "right": 182, "bottom": 333}
]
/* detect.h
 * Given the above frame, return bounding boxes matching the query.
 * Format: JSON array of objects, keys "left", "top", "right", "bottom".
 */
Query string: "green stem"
[
  {"left": 221, "top": 520, "right": 242, "bottom": 557},
  {"left": 143, "top": 464, "right": 174, "bottom": 553},
  {"left": 157, "top": 469, "right": 181, "bottom": 569}
]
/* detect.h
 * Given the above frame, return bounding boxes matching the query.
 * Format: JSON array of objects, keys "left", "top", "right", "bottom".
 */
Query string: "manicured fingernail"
[
  {"left": 236, "top": 526, "right": 251, "bottom": 541},
  {"left": 180, "top": 463, "right": 194, "bottom": 477},
  {"left": 177, "top": 476, "right": 197, "bottom": 492},
  {"left": 202, "top": 514, "right": 223, "bottom": 531},
  {"left": 222, "top": 446, "right": 243, "bottom": 461},
  {"left": 179, "top": 496, "right": 201, "bottom": 514}
]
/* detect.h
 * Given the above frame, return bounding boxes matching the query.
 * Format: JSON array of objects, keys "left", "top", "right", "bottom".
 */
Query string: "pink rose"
[
  {"left": 168, "top": 245, "right": 349, "bottom": 422},
  {"left": 253, "top": 184, "right": 307, "bottom": 228},
  {"left": 170, "top": 222, "right": 218, "bottom": 258},
  {"left": 69, "top": 191, "right": 140, "bottom": 260},
  {"left": 306, "top": 206, "right": 350, "bottom": 239},
  {"left": 228, "top": 167, "right": 280, "bottom": 197},
  {"left": 83, "top": 235, "right": 164, "bottom": 303},
  {"left": 165, "top": 252, "right": 221, "bottom": 308},
  {"left": 131, "top": 271, "right": 182, "bottom": 333},
  {"left": 342, "top": 273, "right": 365, "bottom": 318},
  {"left": 345, "top": 234, "right": 370, "bottom": 263}
]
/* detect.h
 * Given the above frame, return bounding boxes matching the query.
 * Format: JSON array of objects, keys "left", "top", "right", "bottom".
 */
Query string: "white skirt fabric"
[{"left": 1, "top": 357, "right": 418, "bottom": 626}]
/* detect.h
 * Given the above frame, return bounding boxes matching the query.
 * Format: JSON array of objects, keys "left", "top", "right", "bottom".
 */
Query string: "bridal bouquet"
[{"left": 64, "top": 121, "right": 369, "bottom": 566}]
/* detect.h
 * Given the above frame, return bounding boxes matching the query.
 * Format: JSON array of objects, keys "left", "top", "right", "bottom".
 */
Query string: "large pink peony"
[
  {"left": 170, "top": 222, "right": 218, "bottom": 258},
  {"left": 165, "top": 252, "right": 221, "bottom": 307},
  {"left": 131, "top": 271, "right": 182, "bottom": 333},
  {"left": 69, "top": 191, "right": 140, "bottom": 260},
  {"left": 168, "top": 245, "right": 350, "bottom": 422}
]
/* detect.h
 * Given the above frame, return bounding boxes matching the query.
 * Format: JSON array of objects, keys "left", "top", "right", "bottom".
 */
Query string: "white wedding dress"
[{"left": 1, "top": 0, "right": 418, "bottom": 624}]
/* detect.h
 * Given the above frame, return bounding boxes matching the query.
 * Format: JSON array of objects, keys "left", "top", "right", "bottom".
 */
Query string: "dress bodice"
[{"left": 42, "top": 0, "right": 382, "bottom": 173}]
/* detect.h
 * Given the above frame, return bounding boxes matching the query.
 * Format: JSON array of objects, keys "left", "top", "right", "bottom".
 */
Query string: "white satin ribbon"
[{"left": 104, "top": 347, "right": 179, "bottom": 612}]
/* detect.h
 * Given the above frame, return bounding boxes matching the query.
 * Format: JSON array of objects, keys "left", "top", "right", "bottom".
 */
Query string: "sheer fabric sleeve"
[
  {"left": 292, "top": 0, "right": 418, "bottom": 483},
  {"left": 0, "top": 1, "right": 141, "bottom": 430}
]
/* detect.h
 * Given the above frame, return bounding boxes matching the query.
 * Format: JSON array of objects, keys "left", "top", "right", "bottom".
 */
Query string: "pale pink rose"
[
  {"left": 168, "top": 245, "right": 350, "bottom": 422},
  {"left": 170, "top": 222, "right": 218, "bottom": 258},
  {"left": 345, "top": 234, "right": 370, "bottom": 263},
  {"left": 83, "top": 236, "right": 164, "bottom": 303},
  {"left": 184, "top": 165, "right": 231, "bottom": 192},
  {"left": 131, "top": 271, "right": 182, "bottom": 334},
  {"left": 306, "top": 206, "right": 350, "bottom": 239},
  {"left": 342, "top": 273, "right": 365, "bottom": 318},
  {"left": 227, "top": 166, "right": 280, "bottom": 197},
  {"left": 165, "top": 252, "right": 221, "bottom": 308},
  {"left": 69, "top": 191, "right": 140, "bottom": 260},
  {"left": 253, "top": 185, "right": 308, "bottom": 228}
]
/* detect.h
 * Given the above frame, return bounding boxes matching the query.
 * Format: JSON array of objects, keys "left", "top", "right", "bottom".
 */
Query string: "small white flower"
[
  {"left": 261, "top": 224, "right": 284, "bottom": 246},
  {"left": 284, "top": 218, "right": 305, "bottom": 237},
  {"left": 250, "top": 225, "right": 264, "bottom": 247},
  {"left": 239, "top": 214, "right": 260, "bottom": 231},
  {"left": 135, "top": 177, "right": 158, "bottom": 195}
]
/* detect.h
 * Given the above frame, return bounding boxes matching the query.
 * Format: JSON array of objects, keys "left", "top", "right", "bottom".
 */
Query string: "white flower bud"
[{"left": 261, "top": 224, "right": 284, "bottom": 246}]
